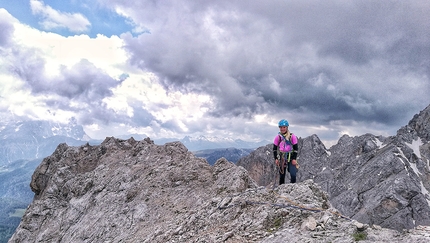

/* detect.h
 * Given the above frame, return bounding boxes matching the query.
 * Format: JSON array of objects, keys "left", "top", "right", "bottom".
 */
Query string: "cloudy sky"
[{"left": 0, "top": 0, "right": 429, "bottom": 147}]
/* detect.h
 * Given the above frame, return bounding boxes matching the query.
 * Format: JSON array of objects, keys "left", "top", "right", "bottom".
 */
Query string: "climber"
[{"left": 273, "top": 119, "right": 299, "bottom": 184}]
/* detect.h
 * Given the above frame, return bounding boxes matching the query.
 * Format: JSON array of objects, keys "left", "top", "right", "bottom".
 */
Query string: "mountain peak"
[
  {"left": 10, "top": 137, "right": 430, "bottom": 242},
  {"left": 238, "top": 105, "right": 430, "bottom": 232},
  {"left": 0, "top": 120, "right": 90, "bottom": 165},
  {"left": 406, "top": 104, "right": 430, "bottom": 142}
]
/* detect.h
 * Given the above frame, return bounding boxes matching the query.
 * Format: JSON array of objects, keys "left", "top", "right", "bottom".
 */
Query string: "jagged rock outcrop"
[
  {"left": 235, "top": 144, "right": 278, "bottom": 187},
  {"left": 9, "top": 137, "right": 430, "bottom": 242},
  {"left": 237, "top": 105, "right": 430, "bottom": 232}
]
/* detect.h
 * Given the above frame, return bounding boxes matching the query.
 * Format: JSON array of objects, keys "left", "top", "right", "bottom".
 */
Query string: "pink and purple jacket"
[{"left": 273, "top": 133, "right": 298, "bottom": 153}]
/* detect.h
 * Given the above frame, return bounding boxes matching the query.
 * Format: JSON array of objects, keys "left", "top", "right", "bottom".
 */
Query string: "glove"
[{"left": 292, "top": 159, "right": 300, "bottom": 169}]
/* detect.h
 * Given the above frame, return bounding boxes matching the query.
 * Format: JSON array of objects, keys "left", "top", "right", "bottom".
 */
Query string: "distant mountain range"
[
  {"left": 0, "top": 120, "right": 269, "bottom": 167},
  {"left": 0, "top": 120, "right": 90, "bottom": 166},
  {"left": 0, "top": 119, "right": 269, "bottom": 241},
  {"left": 116, "top": 134, "right": 269, "bottom": 151},
  {"left": 154, "top": 135, "right": 269, "bottom": 151},
  {"left": 193, "top": 147, "right": 254, "bottom": 165}
]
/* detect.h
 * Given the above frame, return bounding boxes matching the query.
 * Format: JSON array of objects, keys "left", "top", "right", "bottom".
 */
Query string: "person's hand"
[
  {"left": 291, "top": 159, "right": 297, "bottom": 166},
  {"left": 275, "top": 159, "right": 279, "bottom": 166}
]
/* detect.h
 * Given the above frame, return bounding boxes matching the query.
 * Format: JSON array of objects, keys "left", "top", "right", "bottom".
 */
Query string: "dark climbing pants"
[{"left": 279, "top": 155, "right": 297, "bottom": 184}]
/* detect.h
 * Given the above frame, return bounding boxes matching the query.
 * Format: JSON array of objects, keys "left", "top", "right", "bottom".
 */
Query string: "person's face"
[{"left": 279, "top": 126, "right": 288, "bottom": 133}]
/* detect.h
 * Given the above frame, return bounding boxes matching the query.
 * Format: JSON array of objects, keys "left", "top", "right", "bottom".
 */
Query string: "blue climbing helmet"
[{"left": 278, "top": 119, "right": 289, "bottom": 127}]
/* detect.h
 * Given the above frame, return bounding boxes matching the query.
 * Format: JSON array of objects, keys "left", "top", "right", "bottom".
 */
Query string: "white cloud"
[
  {"left": 30, "top": 0, "right": 91, "bottom": 33},
  {"left": 2, "top": 1, "right": 430, "bottom": 147},
  {"left": 1, "top": 11, "right": 239, "bottom": 142}
]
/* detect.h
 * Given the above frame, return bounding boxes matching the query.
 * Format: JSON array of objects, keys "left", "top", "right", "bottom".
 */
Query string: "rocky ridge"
[
  {"left": 9, "top": 137, "right": 430, "bottom": 242},
  {"left": 237, "top": 104, "right": 430, "bottom": 231}
]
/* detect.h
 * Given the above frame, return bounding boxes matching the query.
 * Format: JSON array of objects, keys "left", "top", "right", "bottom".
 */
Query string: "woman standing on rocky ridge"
[{"left": 273, "top": 119, "right": 299, "bottom": 184}]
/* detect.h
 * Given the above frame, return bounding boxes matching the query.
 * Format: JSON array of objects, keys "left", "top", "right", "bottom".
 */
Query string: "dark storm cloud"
[
  {"left": 319, "top": 41, "right": 374, "bottom": 66},
  {"left": 111, "top": 0, "right": 429, "bottom": 130}
]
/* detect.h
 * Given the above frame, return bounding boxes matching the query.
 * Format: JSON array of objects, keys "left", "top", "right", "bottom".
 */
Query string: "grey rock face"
[
  {"left": 9, "top": 137, "right": 430, "bottom": 242},
  {"left": 236, "top": 144, "right": 279, "bottom": 187},
  {"left": 237, "top": 105, "right": 430, "bottom": 232}
]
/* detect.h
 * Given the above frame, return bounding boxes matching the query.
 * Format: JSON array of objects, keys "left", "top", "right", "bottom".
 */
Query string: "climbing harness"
[
  {"left": 276, "top": 132, "right": 293, "bottom": 174},
  {"left": 278, "top": 132, "right": 292, "bottom": 151}
]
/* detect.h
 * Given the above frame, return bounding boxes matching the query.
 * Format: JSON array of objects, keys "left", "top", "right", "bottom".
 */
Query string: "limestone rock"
[
  {"left": 10, "top": 136, "right": 430, "bottom": 242},
  {"left": 237, "top": 104, "right": 430, "bottom": 232}
]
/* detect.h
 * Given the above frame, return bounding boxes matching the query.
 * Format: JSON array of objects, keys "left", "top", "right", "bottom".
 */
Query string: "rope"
[
  {"left": 277, "top": 160, "right": 285, "bottom": 174},
  {"left": 272, "top": 191, "right": 352, "bottom": 220},
  {"left": 218, "top": 200, "right": 322, "bottom": 212},
  {"left": 277, "top": 153, "right": 288, "bottom": 174},
  {"left": 217, "top": 189, "right": 352, "bottom": 221}
]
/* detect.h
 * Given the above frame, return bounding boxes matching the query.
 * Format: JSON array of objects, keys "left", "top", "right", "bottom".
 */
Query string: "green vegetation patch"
[
  {"left": 265, "top": 215, "right": 284, "bottom": 233},
  {"left": 352, "top": 231, "right": 367, "bottom": 241}
]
